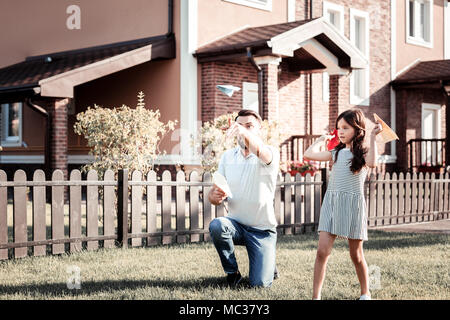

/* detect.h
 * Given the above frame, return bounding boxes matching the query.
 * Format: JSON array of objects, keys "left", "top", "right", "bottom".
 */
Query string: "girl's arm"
[
  {"left": 304, "top": 134, "right": 334, "bottom": 162},
  {"left": 365, "top": 122, "right": 382, "bottom": 168}
]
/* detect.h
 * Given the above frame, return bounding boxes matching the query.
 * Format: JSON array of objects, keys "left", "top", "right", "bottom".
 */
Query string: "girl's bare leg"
[
  {"left": 312, "top": 232, "right": 336, "bottom": 299},
  {"left": 348, "top": 239, "right": 370, "bottom": 296}
]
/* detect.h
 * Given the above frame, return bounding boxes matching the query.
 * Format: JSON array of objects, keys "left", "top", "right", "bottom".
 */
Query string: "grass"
[{"left": 0, "top": 230, "right": 448, "bottom": 300}]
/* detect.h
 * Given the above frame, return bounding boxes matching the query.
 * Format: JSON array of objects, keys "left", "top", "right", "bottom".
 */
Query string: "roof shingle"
[
  {"left": 0, "top": 35, "right": 173, "bottom": 91},
  {"left": 394, "top": 59, "right": 450, "bottom": 83}
]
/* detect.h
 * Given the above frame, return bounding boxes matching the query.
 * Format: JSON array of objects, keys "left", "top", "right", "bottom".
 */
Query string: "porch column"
[
  {"left": 329, "top": 75, "right": 341, "bottom": 131},
  {"left": 49, "top": 98, "right": 69, "bottom": 180},
  {"left": 256, "top": 56, "right": 281, "bottom": 121},
  {"left": 395, "top": 89, "right": 408, "bottom": 172}
]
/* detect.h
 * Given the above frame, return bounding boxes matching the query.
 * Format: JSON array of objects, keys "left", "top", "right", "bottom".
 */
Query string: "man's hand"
[
  {"left": 226, "top": 122, "right": 246, "bottom": 139},
  {"left": 209, "top": 184, "right": 227, "bottom": 205}
]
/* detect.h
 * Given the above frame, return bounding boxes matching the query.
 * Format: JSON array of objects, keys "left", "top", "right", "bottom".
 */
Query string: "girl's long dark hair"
[{"left": 334, "top": 109, "right": 368, "bottom": 174}]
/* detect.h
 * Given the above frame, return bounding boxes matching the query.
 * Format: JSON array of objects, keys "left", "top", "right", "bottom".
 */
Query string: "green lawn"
[{"left": 0, "top": 230, "right": 448, "bottom": 300}]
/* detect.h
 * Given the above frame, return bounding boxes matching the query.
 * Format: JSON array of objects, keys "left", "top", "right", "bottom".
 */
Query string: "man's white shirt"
[{"left": 217, "top": 145, "right": 280, "bottom": 230}]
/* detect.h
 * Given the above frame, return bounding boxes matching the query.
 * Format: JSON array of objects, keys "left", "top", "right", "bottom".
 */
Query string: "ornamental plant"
[
  {"left": 288, "top": 160, "right": 319, "bottom": 176},
  {"left": 74, "top": 91, "right": 177, "bottom": 179},
  {"left": 192, "top": 112, "right": 284, "bottom": 173}
]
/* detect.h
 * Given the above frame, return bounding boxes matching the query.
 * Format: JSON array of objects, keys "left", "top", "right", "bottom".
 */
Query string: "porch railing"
[
  {"left": 281, "top": 135, "right": 329, "bottom": 168},
  {"left": 407, "top": 139, "right": 446, "bottom": 174}
]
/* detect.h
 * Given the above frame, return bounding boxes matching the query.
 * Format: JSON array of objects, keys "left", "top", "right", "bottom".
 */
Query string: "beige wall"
[
  {"left": 0, "top": 0, "right": 168, "bottom": 69},
  {"left": 197, "top": 0, "right": 289, "bottom": 47},
  {"left": 2, "top": 0, "right": 291, "bottom": 159},
  {"left": 396, "top": 0, "right": 446, "bottom": 73},
  {"left": 0, "top": 0, "right": 180, "bottom": 157}
]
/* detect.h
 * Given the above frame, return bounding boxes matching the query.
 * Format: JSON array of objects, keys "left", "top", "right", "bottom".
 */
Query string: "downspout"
[
  {"left": 166, "top": 0, "right": 173, "bottom": 36},
  {"left": 26, "top": 98, "right": 51, "bottom": 178},
  {"left": 246, "top": 47, "right": 264, "bottom": 118}
]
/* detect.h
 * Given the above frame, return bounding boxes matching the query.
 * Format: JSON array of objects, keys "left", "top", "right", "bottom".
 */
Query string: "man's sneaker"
[
  {"left": 359, "top": 294, "right": 371, "bottom": 300},
  {"left": 274, "top": 267, "right": 280, "bottom": 280},
  {"left": 226, "top": 271, "right": 243, "bottom": 287}
]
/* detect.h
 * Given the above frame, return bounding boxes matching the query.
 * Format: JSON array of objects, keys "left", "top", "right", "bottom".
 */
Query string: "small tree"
[
  {"left": 193, "top": 112, "right": 284, "bottom": 173},
  {"left": 74, "top": 92, "right": 177, "bottom": 179}
]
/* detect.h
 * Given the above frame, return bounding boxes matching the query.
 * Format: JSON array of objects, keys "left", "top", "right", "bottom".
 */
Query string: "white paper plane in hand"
[{"left": 212, "top": 172, "right": 233, "bottom": 199}]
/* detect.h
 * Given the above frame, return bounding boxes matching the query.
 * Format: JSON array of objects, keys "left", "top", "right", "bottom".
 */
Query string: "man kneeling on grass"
[{"left": 208, "top": 109, "right": 280, "bottom": 288}]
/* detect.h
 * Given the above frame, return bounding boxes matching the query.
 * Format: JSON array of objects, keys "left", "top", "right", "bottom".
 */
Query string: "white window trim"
[
  {"left": 1, "top": 102, "right": 23, "bottom": 147},
  {"left": 242, "top": 82, "right": 259, "bottom": 112},
  {"left": 322, "top": 1, "right": 345, "bottom": 34},
  {"left": 405, "top": 0, "right": 434, "bottom": 48},
  {"left": 322, "top": 2, "right": 345, "bottom": 102},
  {"left": 349, "top": 8, "right": 370, "bottom": 106},
  {"left": 223, "top": 0, "right": 272, "bottom": 11}
]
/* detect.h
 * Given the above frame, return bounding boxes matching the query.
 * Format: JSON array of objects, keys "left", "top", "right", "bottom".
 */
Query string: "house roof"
[
  {"left": 196, "top": 19, "right": 314, "bottom": 55},
  {"left": 194, "top": 17, "right": 368, "bottom": 73},
  {"left": 0, "top": 34, "right": 175, "bottom": 100},
  {"left": 393, "top": 59, "right": 450, "bottom": 83},
  {"left": 391, "top": 59, "right": 450, "bottom": 94}
]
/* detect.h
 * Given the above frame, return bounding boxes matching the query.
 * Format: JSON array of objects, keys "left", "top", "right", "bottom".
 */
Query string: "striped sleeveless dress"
[{"left": 318, "top": 148, "right": 368, "bottom": 241}]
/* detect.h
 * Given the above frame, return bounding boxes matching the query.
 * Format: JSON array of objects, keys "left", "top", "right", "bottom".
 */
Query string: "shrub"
[
  {"left": 73, "top": 92, "right": 177, "bottom": 179},
  {"left": 193, "top": 112, "right": 284, "bottom": 172}
]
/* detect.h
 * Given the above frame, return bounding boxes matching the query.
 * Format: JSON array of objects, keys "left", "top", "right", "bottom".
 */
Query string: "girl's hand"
[
  {"left": 318, "top": 133, "right": 335, "bottom": 143},
  {"left": 371, "top": 122, "right": 383, "bottom": 137}
]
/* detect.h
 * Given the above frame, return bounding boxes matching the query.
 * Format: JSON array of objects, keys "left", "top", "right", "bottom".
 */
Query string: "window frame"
[
  {"left": 349, "top": 8, "right": 370, "bottom": 106},
  {"left": 222, "top": 0, "right": 272, "bottom": 11},
  {"left": 406, "top": 0, "right": 433, "bottom": 48},
  {"left": 242, "top": 82, "right": 259, "bottom": 112},
  {"left": 1, "top": 102, "right": 23, "bottom": 147}
]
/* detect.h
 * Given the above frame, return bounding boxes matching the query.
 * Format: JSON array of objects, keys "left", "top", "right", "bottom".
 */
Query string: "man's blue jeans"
[{"left": 209, "top": 217, "right": 277, "bottom": 287}]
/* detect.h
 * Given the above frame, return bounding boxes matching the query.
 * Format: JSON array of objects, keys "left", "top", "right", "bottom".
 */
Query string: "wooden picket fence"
[
  {"left": 0, "top": 168, "right": 322, "bottom": 260},
  {"left": 366, "top": 171, "right": 450, "bottom": 226},
  {"left": 0, "top": 168, "right": 449, "bottom": 260}
]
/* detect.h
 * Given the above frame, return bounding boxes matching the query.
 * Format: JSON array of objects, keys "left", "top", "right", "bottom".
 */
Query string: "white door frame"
[{"left": 421, "top": 103, "right": 442, "bottom": 165}]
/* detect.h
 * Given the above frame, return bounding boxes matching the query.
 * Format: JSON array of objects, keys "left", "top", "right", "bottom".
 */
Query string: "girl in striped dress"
[{"left": 304, "top": 109, "right": 382, "bottom": 300}]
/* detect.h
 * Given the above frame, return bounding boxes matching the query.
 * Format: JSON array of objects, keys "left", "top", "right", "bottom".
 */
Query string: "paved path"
[{"left": 370, "top": 219, "right": 450, "bottom": 234}]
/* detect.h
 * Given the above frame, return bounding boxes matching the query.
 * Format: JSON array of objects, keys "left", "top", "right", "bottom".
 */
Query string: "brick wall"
[
  {"left": 296, "top": 0, "right": 393, "bottom": 161},
  {"left": 201, "top": 61, "right": 258, "bottom": 123}
]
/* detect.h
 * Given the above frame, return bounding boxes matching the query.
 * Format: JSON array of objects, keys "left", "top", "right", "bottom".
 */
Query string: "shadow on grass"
[
  {"left": 276, "top": 230, "right": 449, "bottom": 251},
  {"left": 0, "top": 276, "right": 260, "bottom": 298}
]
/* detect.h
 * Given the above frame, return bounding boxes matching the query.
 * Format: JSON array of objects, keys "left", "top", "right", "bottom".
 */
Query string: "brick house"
[{"left": 0, "top": 0, "right": 449, "bottom": 179}]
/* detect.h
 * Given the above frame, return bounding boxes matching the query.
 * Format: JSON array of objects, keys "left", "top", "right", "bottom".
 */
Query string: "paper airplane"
[
  {"left": 212, "top": 172, "right": 233, "bottom": 198},
  {"left": 327, "top": 129, "right": 339, "bottom": 150},
  {"left": 373, "top": 113, "right": 399, "bottom": 143},
  {"left": 217, "top": 85, "right": 241, "bottom": 97}
]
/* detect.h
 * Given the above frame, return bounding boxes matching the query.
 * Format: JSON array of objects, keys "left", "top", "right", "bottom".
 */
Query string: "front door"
[{"left": 421, "top": 103, "right": 442, "bottom": 165}]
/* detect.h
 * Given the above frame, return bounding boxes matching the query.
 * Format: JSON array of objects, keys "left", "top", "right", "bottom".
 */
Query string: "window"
[
  {"left": 322, "top": 1, "right": 344, "bottom": 102},
  {"left": 323, "top": 1, "right": 345, "bottom": 34},
  {"left": 223, "top": 0, "right": 271, "bottom": 11},
  {"left": 1, "top": 102, "right": 22, "bottom": 147},
  {"left": 406, "top": 0, "right": 433, "bottom": 48},
  {"left": 242, "top": 82, "right": 259, "bottom": 113},
  {"left": 350, "top": 8, "right": 370, "bottom": 106}
]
